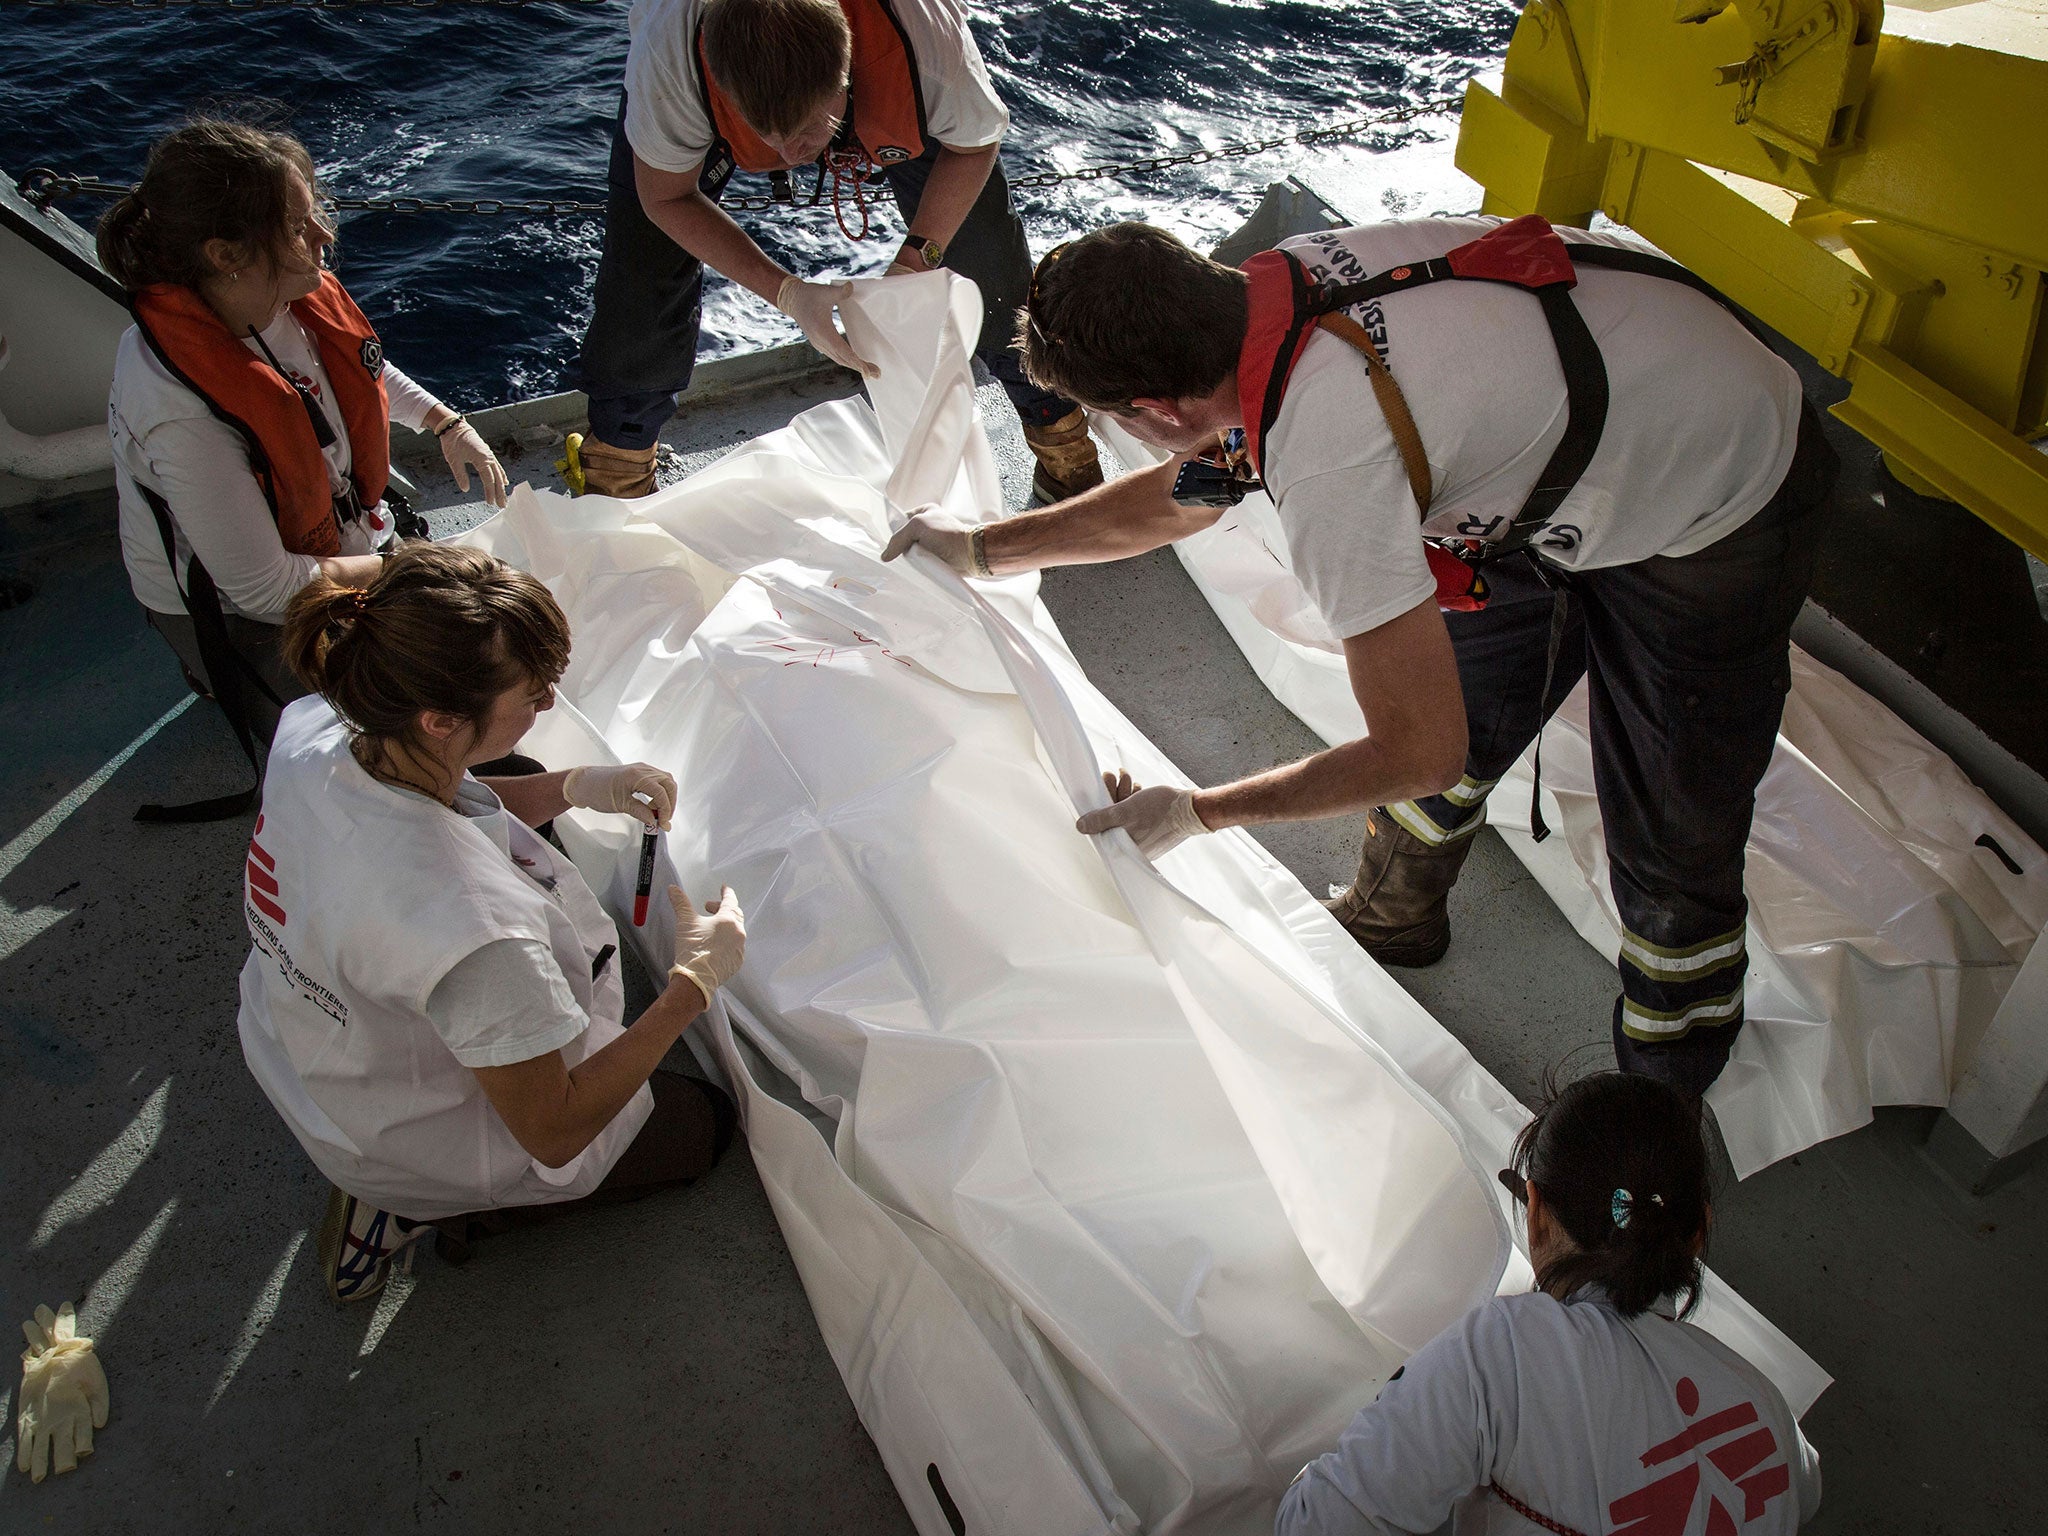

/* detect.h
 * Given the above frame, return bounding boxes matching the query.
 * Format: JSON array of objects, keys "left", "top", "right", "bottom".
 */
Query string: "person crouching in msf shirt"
[
  {"left": 1277, "top": 1071, "right": 1820, "bottom": 1536},
  {"left": 240, "top": 543, "right": 746, "bottom": 1302}
]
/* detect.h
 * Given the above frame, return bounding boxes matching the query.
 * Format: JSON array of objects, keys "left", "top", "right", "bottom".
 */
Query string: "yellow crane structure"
[{"left": 1456, "top": 0, "right": 2048, "bottom": 561}]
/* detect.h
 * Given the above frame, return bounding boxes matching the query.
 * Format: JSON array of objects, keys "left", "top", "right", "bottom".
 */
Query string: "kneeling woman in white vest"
[{"left": 238, "top": 543, "right": 745, "bottom": 1302}]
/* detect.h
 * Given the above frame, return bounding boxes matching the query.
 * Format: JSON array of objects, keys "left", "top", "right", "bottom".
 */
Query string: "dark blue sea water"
[{"left": 0, "top": 0, "right": 1510, "bottom": 408}]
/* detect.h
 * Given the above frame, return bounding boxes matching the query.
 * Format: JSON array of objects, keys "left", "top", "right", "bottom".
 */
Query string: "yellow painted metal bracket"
[{"left": 1458, "top": 1, "right": 2048, "bottom": 560}]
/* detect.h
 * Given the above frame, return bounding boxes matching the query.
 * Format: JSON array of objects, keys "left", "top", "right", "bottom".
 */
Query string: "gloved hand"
[
  {"left": 438, "top": 418, "right": 510, "bottom": 509},
  {"left": 1075, "top": 769, "right": 1213, "bottom": 861},
  {"left": 775, "top": 276, "right": 879, "bottom": 379},
  {"left": 17, "top": 1302, "right": 109, "bottom": 1484},
  {"left": 884, "top": 261, "right": 916, "bottom": 277},
  {"left": 668, "top": 883, "right": 746, "bottom": 1003},
  {"left": 880, "top": 504, "right": 979, "bottom": 574},
  {"left": 562, "top": 763, "right": 678, "bottom": 831}
]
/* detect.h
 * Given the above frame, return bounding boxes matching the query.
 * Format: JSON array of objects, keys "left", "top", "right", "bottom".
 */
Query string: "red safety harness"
[{"left": 1235, "top": 215, "right": 1744, "bottom": 610}]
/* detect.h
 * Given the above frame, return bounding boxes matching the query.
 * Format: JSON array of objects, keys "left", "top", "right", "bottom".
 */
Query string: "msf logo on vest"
[
  {"left": 1609, "top": 1377, "right": 1793, "bottom": 1535},
  {"left": 247, "top": 816, "right": 349, "bottom": 1026}
]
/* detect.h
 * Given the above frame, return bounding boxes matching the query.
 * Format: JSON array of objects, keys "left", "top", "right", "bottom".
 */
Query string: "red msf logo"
[
  {"left": 247, "top": 814, "right": 286, "bottom": 926},
  {"left": 1609, "top": 1378, "right": 1791, "bottom": 1535}
]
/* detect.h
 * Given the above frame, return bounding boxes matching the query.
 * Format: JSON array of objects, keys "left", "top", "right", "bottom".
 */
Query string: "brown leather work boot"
[
  {"left": 1023, "top": 407, "right": 1105, "bottom": 505},
  {"left": 1323, "top": 805, "right": 1481, "bottom": 967},
  {"left": 576, "top": 436, "right": 658, "bottom": 499}
]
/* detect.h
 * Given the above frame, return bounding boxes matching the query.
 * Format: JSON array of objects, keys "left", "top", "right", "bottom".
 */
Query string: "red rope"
[{"left": 1489, "top": 1481, "right": 1592, "bottom": 1536}]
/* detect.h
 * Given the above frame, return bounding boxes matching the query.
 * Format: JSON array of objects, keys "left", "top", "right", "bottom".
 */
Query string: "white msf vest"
[{"left": 237, "top": 697, "right": 649, "bottom": 1220}]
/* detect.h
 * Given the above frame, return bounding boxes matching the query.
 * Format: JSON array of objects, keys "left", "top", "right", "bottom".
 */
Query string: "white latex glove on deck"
[
  {"left": 563, "top": 763, "right": 678, "bottom": 831},
  {"left": 1076, "top": 770, "right": 1212, "bottom": 861},
  {"left": 17, "top": 1302, "right": 109, "bottom": 1483},
  {"left": 776, "top": 277, "right": 878, "bottom": 378},
  {"left": 668, "top": 884, "right": 746, "bottom": 1002}
]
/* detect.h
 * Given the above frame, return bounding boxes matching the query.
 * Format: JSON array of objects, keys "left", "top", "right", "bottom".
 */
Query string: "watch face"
[{"left": 921, "top": 239, "right": 943, "bottom": 268}]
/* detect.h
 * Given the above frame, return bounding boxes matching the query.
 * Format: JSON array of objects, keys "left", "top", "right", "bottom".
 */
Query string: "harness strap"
[
  {"left": 1314, "top": 308, "right": 1433, "bottom": 515},
  {"left": 134, "top": 487, "right": 277, "bottom": 823}
]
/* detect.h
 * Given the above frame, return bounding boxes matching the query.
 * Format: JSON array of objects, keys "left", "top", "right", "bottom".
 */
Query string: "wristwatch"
[{"left": 902, "top": 234, "right": 945, "bottom": 270}]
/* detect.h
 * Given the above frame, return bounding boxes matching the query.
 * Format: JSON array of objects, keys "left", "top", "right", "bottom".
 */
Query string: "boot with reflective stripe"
[
  {"left": 1323, "top": 804, "right": 1480, "bottom": 967},
  {"left": 576, "top": 436, "right": 658, "bottom": 499},
  {"left": 1023, "top": 408, "right": 1105, "bottom": 505}
]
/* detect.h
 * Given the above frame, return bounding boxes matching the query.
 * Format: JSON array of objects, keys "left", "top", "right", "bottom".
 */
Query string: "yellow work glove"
[
  {"left": 667, "top": 883, "right": 746, "bottom": 1004},
  {"left": 1074, "top": 769, "right": 1213, "bottom": 861},
  {"left": 562, "top": 763, "right": 678, "bottom": 831},
  {"left": 775, "top": 276, "right": 879, "bottom": 379},
  {"left": 17, "top": 1302, "right": 109, "bottom": 1483}
]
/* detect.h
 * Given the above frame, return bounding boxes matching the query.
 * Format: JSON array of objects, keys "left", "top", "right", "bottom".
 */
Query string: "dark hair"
[
  {"left": 281, "top": 544, "right": 571, "bottom": 759},
  {"left": 700, "top": 0, "right": 852, "bottom": 139},
  {"left": 96, "top": 116, "right": 321, "bottom": 292},
  {"left": 1017, "top": 222, "right": 1249, "bottom": 410},
  {"left": 1510, "top": 1070, "right": 1712, "bottom": 1318}
]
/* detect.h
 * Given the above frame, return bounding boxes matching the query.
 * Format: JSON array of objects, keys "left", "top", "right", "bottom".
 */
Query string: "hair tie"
[
  {"left": 1611, "top": 1188, "right": 1665, "bottom": 1229},
  {"left": 344, "top": 588, "right": 370, "bottom": 615}
]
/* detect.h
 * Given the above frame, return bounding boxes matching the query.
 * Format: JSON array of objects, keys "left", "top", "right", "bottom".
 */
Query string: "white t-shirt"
[
  {"left": 423, "top": 781, "right": 595, "bottom": 1069},
  {"left": 622, "top": 0, "right": 1009, "bottom": 175},
  {"left": 110, "top": 311, "right": 438, "bottom": 621},
  {"left": 1276, "top": 1289, "right": 1821, "bottom": 1536},
  {"left": 1263, "top": 218, "right": 1804, "bottom": 640}
]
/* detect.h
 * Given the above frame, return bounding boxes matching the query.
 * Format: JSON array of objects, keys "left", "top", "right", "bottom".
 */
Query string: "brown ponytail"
[
  {"left": 95, "top": 116, "right": 321, "bottom": 293},
  {"left": 281, "top": 544, "right": 571, "bottom": 759}
]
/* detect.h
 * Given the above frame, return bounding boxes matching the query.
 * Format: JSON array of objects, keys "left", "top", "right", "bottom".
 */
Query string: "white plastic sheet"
[
  {"left": 462, "top": 273, "right": 1824, "bottom": 1534},
  {"left": 1102, "top": 417, "right": 2048, "bottom": 1179}
]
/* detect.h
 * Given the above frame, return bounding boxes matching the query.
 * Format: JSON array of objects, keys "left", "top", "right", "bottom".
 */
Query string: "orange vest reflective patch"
[
  {"left": 132, "top": 272, "right": 390, "bottom": 559},
  {"left": 697, "top": 0, "right": 927, "bottom": 177}
]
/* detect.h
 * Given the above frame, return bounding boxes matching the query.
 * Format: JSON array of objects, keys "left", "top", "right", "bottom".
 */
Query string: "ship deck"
[{"left": 2, "top": 357, "right": 2044, "bottom": 1534}]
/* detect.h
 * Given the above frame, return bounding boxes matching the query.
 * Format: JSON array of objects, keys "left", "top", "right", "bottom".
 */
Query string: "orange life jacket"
[
  {"left": 696, "top": 0, "right": 927, "bottom": 177},
  {"left": 131, "top": 272, "right": 390, "bottom": 560}
]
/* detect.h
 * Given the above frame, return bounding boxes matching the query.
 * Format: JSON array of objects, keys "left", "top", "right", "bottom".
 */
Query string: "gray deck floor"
[{"left": 2, "top": 371, "right": 2043, "bottom": 1534}]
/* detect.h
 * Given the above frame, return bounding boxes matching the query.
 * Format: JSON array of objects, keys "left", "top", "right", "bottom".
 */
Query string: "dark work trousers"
[
  {"left": 427, "top": 1069, "right": 733, "bottom": 1250},
  {"left": 144, "top": 608, "right": 304, "bottom": 754},
  {"left": 1390, "top": 403, "right": 1839, "bottom": 1095},
  {"left": 570, "top": 97, "right": 1072, "bottom": 451}
]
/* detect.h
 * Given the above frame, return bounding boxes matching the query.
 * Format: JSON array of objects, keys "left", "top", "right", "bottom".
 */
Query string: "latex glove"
[
  {"left": 880, "top": 503, "right": 978, "bottom": 574},
  {"left": 562, "top": 763, "right": 678, "bottom": 831},
  {"left": 884, "top": 261, "right": 916, "bottom": 277},
  {"left": 1075, "top": 770, "right": 1212, "bottom": 861},
  {"left": 439, "top": 418, "right": 509, "bottom": 509},
  {"left": 18, "top": 1302, "right": 109, "bottom": 1484},
  {"left": 668, "top": 883, "right": 746, "bottom": 1002},
  {"left": 775, "top": 276, "right": 878, "bottom": 378}
]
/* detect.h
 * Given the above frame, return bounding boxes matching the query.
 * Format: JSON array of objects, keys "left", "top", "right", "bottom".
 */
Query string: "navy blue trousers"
[
  {"left": 570, "top": 98, "right": 1070, "bottom": 450},
  {"left": 1387, "top": 403, "right": 1838, "bottom": 1094}
]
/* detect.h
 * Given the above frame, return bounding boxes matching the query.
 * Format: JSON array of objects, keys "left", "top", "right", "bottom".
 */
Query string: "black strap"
[
  {"left": 1527, "top": 577, "right": 1573, "bottom": 845},
  {"left": 1298, "top": 235, "right": 1758, "bottom": 565},
  {"left": 133, "top": 487, "right": 276, "bottom": 823}
]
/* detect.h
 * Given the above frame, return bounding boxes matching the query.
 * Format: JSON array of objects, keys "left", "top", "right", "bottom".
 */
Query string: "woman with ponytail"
[
  {"left": 101, "top": 116, "right": 509, "bottom": 757},
  {"left": 241, "top": 545, "right": 744, "bottom": 1304},
  {"left": 1277, "top": 1071, "right": 1820, "bottom": 1535}
]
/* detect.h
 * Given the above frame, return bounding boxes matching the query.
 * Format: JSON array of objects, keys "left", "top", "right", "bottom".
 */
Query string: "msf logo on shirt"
[
  {"left": 247, "top": 815, "right": 286, "bottom": 926},
  {"left": 1609, "top": 1377, "right": 1792, "bottom": 1535}
]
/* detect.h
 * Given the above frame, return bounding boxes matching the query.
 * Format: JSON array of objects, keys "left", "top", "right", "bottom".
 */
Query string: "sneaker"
[{"left": 316, "top": 1185, "right": 432, "bottom": 1304}]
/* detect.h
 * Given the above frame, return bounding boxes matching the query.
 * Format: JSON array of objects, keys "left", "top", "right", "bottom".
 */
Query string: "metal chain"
[{"left": 16, "top": 95, "right": 1462, "bottom": 218}]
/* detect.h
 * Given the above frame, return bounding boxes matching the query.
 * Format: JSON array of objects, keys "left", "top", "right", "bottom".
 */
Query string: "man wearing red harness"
[
  {"left": 884, "top": 217, "right": 1838, "bottom": 1095},
  {"left": 568, "top": 0, "right": 1098, "bottom": 503}
]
